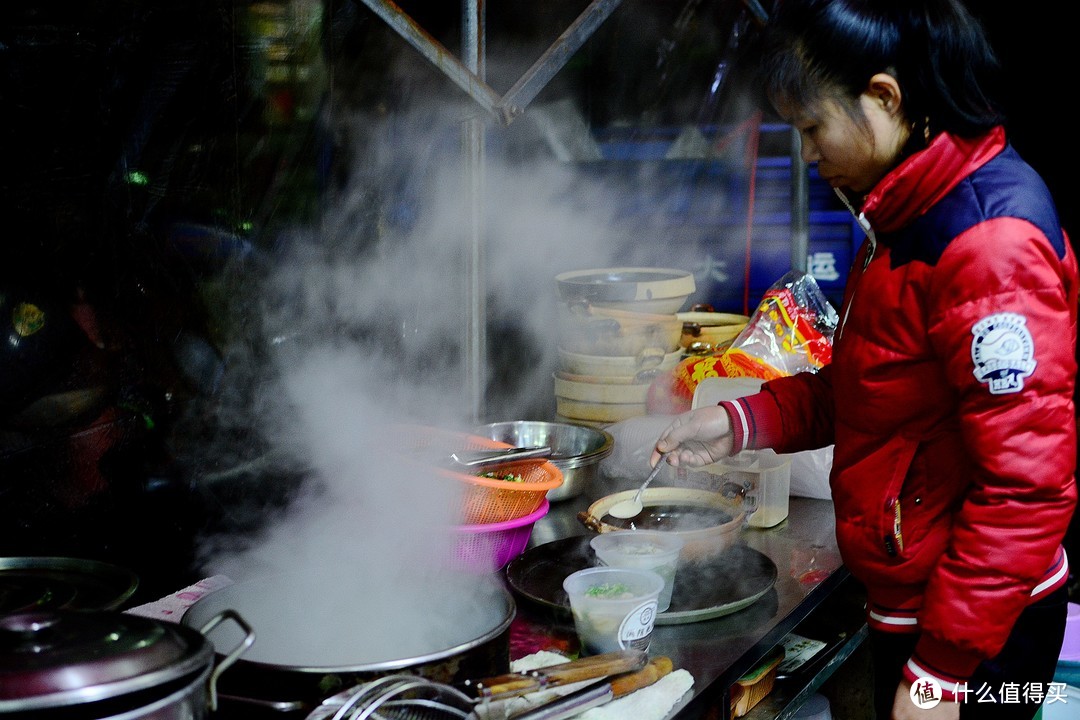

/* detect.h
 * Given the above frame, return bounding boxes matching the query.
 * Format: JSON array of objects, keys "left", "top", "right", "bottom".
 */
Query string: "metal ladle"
[
  {"left": 607, "top": 455, "right": 668, "bottom": 519},
  {"left": 448, "top": 446, "right": 552, "bottom": 468}
]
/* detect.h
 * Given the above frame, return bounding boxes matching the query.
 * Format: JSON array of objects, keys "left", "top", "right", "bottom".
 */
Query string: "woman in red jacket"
[{"left": 654, "top": 1, "right": 1078, "bottom": 718}]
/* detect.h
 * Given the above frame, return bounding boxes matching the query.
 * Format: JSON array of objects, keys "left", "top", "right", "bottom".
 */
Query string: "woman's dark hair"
[{"left": 759, "top": 0, "right": 1005, "bottom": 138}]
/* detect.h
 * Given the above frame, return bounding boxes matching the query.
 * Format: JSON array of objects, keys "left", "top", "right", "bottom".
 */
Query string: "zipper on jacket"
[
  {"left": 833, "top": 188, "right": 876, "bottom": 341},
  {"left": 884, "top": 496, "right": 903, "bottom": 557}
]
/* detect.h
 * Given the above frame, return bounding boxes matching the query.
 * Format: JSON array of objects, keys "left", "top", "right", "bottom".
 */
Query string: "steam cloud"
[{"left": 186, "top": 34, "right": 747, "bottom": 661}]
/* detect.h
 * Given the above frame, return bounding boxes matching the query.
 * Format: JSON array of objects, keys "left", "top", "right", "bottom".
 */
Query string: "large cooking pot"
[
  {"left": 0, "top": 608, "right": 252, "bottom": 719},
  {"left": 180, "top": 570, "right": 516, "bottom": 715}
]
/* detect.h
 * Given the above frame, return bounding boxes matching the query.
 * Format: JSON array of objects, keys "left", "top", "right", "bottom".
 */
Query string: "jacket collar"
[{"left": 859, "top": 126, "right": 1006, "bottom": 234}]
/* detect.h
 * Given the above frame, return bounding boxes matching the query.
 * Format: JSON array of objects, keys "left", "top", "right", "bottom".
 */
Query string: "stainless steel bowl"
[{"left": 474, "top": 421, "right": 614, "bottom": 502}]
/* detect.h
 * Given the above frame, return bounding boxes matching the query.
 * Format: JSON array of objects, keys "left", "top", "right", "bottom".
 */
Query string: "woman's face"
[{"left": 781, "top": 83, "right": 910, "bottom": 195}]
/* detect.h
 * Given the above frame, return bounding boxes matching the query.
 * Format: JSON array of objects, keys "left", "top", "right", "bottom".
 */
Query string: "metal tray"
[
  {"left": 0, "top": 556, "right": 139, "bottom": 613},
  {"left": 504, "top": 535, "right": 777, "bottom": 625}
]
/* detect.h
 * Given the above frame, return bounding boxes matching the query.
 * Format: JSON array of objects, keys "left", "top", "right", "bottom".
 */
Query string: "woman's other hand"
[{"left": 891, "top": 680, "right": 960, "bottom": 720}]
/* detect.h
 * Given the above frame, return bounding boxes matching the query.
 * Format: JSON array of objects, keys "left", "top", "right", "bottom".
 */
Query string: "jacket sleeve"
[
  {"left": 915, "top": 216, "right": 1078, "bottom": 679},
  {"left": 719, "top": 362, "right": 837, "bottom": 454}
]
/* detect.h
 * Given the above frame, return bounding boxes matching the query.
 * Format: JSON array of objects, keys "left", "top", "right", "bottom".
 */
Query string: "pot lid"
[
  {"left": 0, "top": 610, "right": 212, "bottom": 710},
  {"left": 0, "top": 556, "right": 139, "bottom": 613}
]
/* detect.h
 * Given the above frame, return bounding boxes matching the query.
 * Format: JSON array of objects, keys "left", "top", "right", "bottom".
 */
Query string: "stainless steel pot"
[
  {"left": 180, "top": 571, "right": 516, "bottom": 715},
  {"left": 474, "top": 421, "right": 614, "bottom": 502},
  {"left": 0, "top": 609, "right": 252, "bottom": 719}
]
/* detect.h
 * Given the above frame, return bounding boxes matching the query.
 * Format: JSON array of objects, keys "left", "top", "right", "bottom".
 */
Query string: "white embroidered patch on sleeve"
[{"left": 970, "top": 312, "right": 1036, "bottom": 395}]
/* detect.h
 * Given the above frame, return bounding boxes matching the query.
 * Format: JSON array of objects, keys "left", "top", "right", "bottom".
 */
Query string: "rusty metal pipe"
[
  {"left": 354, "top": 0, "right": 511, "bottom": 124},
  {"left": 462, "top": 0, "right": 487, "bottom": 421},
  {"left": 498, "top": 0, "right": 624, "bottom": 119}
]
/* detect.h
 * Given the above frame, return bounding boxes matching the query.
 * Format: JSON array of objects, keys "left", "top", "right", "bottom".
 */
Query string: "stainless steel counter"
[{"left": 513, "top": 494, "right": 866, "bottom": 720}]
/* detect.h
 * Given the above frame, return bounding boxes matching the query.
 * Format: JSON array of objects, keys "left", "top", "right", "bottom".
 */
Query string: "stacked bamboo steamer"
[
  {"left": 676, "top": 305, "right": 752, "bottom": 356},
  {"left": 552, "top": 268, "right": 694, "bottom": 426}
]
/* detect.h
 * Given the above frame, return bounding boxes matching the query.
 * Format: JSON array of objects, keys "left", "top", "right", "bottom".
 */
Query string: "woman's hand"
[
  {"left": 651, "top": 405, "right": 736, "bottom": 468},
  {"left": 891, "top": 680, "right": 960, "bottom": 720}
]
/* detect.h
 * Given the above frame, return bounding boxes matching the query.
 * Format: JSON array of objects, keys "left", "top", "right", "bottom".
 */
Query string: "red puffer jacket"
[{"left": 721, "top": 127, "right": 1078, "bottom": 692}]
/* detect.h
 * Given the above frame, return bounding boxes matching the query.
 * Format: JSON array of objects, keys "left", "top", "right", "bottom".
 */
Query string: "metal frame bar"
[
  {"left": 354, "top": 0, "right": 622, "bottom": 126},
  {"left": 790, "top": 127, "right": 809, "bottom": 272},
  {"left": 354, "top": 0, "right": 623, "bottom": 420},
  {"left": 498, "top": 0, "right": 622, "bottom": 119},
  {"left": 462, "top": 0, "right": 487, "bottom": 421},
  {"left": 356, "top": 0, "right": 507, "bottom": 121}
]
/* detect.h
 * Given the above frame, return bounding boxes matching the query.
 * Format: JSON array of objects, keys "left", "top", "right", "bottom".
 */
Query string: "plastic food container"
[
  {"left": 701, "top": 450, "right": 791, "bottom": 528},
  {"left": 562, "top": 567, "right": 663, "bottom": 655},
  {"left": 791, "top": 693, "right": 832, "bottom": 720},
  {"left": 690, "top": 376, "right": 765, "bottom": 408},
  {"left": 1060, "top": 603, "right": 1080, "bottom": 662},
  {"left": 590, "top": 530, "right": 684, "bottom": 612}
]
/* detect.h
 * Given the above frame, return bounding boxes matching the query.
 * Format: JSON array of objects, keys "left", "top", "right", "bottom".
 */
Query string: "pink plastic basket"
[{"left": 452, "top": 499, "right": 550, "bottom": 574}]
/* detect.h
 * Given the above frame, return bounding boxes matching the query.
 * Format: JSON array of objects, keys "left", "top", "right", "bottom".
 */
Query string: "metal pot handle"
[
  {"left": 198, "top": 609, "right": 256, "bottom": 711},
  {"left": 720, "top": 480, "right": 749, "bottom": 504},
  {"left": 577, "top": 510, "right": 605, "bottom": 533}
]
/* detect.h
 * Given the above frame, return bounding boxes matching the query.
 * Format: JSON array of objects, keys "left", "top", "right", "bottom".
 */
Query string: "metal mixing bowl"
[{"left": 474, "top": 421, "right": 614, "bottom": 502}]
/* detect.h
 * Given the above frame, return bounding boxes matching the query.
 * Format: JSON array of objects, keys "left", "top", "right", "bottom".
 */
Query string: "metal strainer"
[
  {"left": 304, "top": 650, "right": 656, "bottom": 720},
  {"left": 305, "top": 675, "right": 476, "bottom": 720}
]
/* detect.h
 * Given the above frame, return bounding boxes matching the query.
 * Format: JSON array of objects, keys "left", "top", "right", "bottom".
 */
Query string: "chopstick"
[{"left": 501, "top": 656, "right": 674, "bottom": 720}]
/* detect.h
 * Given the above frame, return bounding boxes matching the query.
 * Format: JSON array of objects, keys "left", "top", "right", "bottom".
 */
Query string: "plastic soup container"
[
  {"left": 590, "top": 530, "right": 684, "bottom": 612},
  {"left": 704, "top": 449, "right": 791, "bottom": 528},
  {"left": 563, "top": 567, "right": 664, "bottom": 655}
]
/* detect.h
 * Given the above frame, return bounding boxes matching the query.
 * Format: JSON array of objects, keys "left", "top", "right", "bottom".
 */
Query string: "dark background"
[{"left": 0, "top": 1, "right": 1075, "bottom": 603}]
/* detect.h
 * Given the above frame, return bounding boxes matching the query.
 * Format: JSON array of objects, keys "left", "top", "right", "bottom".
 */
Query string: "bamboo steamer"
[
  {"left": 556, "top": 305, "right": 681, "bottom": 357},
  {"left": 553, "top": 371, "right": 656, "bottom": 424},
  {"left": 677, "top": 308, "right": 750, "bottom": 354},
  {"left": 554, "top": 397, "right": 647, "bottom": 424},
  {"left": 557, "top": 347, "right": 682, "bottom": 379},
  {"left": 553, "top": 372, "right": 651, "bottom": 404},
  {"left": 555, "top": 267, "right": 695, "bottom": 315}
]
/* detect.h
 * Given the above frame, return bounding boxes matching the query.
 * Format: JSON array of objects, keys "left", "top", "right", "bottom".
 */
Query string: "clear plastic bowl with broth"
[
  {"left": 562, "top": 566, "right": 664, "bottom": 655},
  {"left": 590, "top": 530, "right": 684, "bottom": 612}
]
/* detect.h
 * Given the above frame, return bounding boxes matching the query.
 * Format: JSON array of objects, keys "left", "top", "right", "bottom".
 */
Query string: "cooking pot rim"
[
  {"left": 476, "top": 421, "right": 614, "bottom": 469},
  {"left": 181, "top": 577, "right": 516, "bottom": 674}
]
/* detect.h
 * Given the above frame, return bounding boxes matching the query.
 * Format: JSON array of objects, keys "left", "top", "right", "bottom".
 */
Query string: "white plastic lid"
[
  {"left": 792, "top": 693, "right": 832, "bottom": 720},
  {"left": 691, "top": 376, "right": 765, "bottom": 409}
]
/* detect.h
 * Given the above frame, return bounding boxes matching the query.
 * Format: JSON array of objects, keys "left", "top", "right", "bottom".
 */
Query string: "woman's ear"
[{"left": 867, "top": 72, "right": 904, "bottom": 117}]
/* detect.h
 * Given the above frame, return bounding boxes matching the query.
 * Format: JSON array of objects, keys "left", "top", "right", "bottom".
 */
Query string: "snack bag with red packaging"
[{"left": 647, "top": 271, "right": 838, "bottom": 414}]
